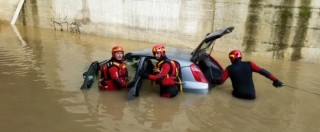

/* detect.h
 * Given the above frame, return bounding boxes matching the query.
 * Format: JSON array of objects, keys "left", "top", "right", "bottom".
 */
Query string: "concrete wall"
[
  {"left": 16, "top": 0, "right": 214, "bottom": 48},
  {"left": 0, "top": 0, "right": 19, "bottom": 24},
  {"left": 10, "top": 0, "right": 320, "bottom": 63},
  {"left": 211, "top": 0, "right": 320, "bottom": 63}
]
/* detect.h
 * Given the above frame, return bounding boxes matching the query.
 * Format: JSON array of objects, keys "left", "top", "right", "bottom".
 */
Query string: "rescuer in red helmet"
[
  {"left": 213, "top": 49, "right": 284, "bottom": 99},
  {"left": 139, "top": 44, "right": 180, "bottom": 98},
  {"left": 99, "top": 46, "right": 131, "bottom": 90}
]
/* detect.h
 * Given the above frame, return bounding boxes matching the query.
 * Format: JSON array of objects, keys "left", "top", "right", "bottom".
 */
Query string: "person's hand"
[
  {"left": 155, "top": 75, "right": 165, "bottom": 84},
  {"left": 211, "top": 79, "right": 217, "bottom": 84},
  {"left": 211, "top": 78, "right": 222, "bottom": 85},
  {"left": 100, "top": 78, "right": 107, "bottom": 86},
  {"left": 153, "top": 68, "right": 160, "bottom": 73},
  {"left": 124, "top": 53, "right": 133, "bottom": 60},
  {"left": 138, "top": 70, "right": 149, "bottom": 79},
  {"left": 273, "top": 79, "right": 284, "bottom": 88}
]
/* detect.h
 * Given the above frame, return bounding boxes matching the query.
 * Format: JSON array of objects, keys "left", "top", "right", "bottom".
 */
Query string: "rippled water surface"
[{"left": 1, "top": 25, "right": 320, "bottom": 132}]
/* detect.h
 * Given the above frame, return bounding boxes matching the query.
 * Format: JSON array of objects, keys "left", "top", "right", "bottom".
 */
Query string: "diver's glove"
[
  {"left": 155, "top": 75, "right": 165, "bottom": 84},
  {"left": 138, "top": 70, "right": 149, "bottom": 79},
  {"left": 273, "top": 79, "right": 284, "bottom": 88},
  {"left": 211, "top": 78, "right": 223, "bottom": 85}
]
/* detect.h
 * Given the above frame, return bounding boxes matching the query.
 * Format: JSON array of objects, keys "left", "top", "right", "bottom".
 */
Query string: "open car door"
[
  {"left": 190, "top": 26, "right": 234, "bottom": 62},
  {"left": 126, "top": 55, "right": 154, "bottom": 100},
  {"left": 190, "top": 26, "right": 234, "bottom": 86}
]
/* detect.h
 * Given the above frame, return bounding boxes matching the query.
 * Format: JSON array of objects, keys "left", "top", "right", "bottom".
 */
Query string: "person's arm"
[
  {"left": 250, "top": 62, "right": 276, "bottom": 81},
  {"left": 148, "top": 63, "right": 170, "bottom": 81},
  {"left": 214, "top": 68, "right": 229, "bottom": 85},
  {"left": 99, "top": 64, "right": 107, "bottom": 82},
  {"left": 122, "top": 69, "right": 129, "bottom": 88},
  {"left": 250, "top": 62, "right": 284, "bottom": 88}
]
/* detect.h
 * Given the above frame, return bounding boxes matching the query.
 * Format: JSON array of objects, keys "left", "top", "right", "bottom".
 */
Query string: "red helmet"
[
  {"left": 112, "top": 46, "right": 124, "bottom": 57},
  {"left": 229, "top": 50, "right": 242, "bottom": 62},
  {"left": 152, "top": 44, "right": 166, "bottom": 56}
]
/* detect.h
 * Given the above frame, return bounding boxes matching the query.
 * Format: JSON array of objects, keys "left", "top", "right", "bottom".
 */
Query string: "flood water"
[{"left": 1, "top": 25, "right": 320, "bottom": 132}]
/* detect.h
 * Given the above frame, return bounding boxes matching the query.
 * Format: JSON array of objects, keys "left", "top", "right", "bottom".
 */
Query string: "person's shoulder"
[
  {"left": 161, "top": 62, "right": 171, "bottom": 66},
  {"left": 163, "top": 58, "right": 172, "bottom": 63},
  {"left": 241, "top": 60, "right": 250, "bottom": 63},
  {"left": 108, "top": 65, "right": 119, "bottom": 71},
  {"left": 247, "top": 61, "right": 257, "bottom": 65},
  {"left": 226, "top": 65, "right": 232, "bottom": 69},
  {"left": 241, "top": 61, "right": 252, "bottom": 65},
  {"left": 158, "top": 58, "right": 171, "bottom": 65},
  {"left": 107, "top": 61, "right": 121, "bottom": 68}
]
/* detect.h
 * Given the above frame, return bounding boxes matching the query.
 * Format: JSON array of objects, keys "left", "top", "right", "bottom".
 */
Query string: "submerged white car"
[
  {"left": 125, "top": 26, "right": 234, "bottom": 100},
  {"left": 81, "top": 26, "right": 234, "bottom": 100}
]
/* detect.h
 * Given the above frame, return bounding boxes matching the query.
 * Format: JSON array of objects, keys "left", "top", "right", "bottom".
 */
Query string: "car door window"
[{"left": 125, "top": 57, "right": 140, "bottom": 82}]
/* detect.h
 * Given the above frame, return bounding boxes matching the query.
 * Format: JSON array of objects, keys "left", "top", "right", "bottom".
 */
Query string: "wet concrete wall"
[
  {"left": 12, "top": 0, "right": 320, "bottom": 63},
  {"left": 0, "top": 0, "right": 19, "bottom": 24},
  {"left": 212, "top": 0, "right": 320, "bottom": 63},
  {"left": 16, "top": 0, "right": 213, "bottom": 48}
]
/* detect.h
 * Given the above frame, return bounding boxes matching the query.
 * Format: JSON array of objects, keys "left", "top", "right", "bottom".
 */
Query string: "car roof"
[
  {"left": 129, "top": 26, "right": 234, "bottom": 62},
  {"left": 130, "top": 47, "right": 192, "bottom": 60},
  {"left": 129, "top": 47, "right": 194, "bottom": 67}
]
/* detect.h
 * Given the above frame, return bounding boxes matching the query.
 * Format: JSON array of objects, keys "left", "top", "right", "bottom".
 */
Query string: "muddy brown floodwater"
[{"left": 1, "top": 25, "right": 320, "bottom": 132}]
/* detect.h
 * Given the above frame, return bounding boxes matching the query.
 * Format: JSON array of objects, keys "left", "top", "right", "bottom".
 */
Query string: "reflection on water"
[{"left": 1, "top": 25, "right": 320, "bottom": 131}]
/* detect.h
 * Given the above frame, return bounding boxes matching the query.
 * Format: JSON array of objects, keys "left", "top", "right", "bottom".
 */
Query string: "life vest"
[
  {"left": 99, "top": 60, "right": 128, "bottom": 90},
  {"left": 154, "top": 58, "right": 183, "bottom": 92}
]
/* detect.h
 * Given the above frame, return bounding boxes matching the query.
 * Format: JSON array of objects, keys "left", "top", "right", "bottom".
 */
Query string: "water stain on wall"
[
  {"left": 31, "top": 0, "right": 39, "bottom": 26},
  {"left": 75, "top": 0, "right": 91, "bottom": 25},
  {"left": 19, "top": 0, "right": 39, "bottom": 26},
  {"left": 242, "top": 0, "right": 263, "bottom": 53},
  {"left": 291, "top": 0, "right": 311, "bottom": 61},
  {"left": 270, "top": 0, "right": 295, "bottom": 59},
  {"left": 211, "top": 0, "right": 216, "bottom": 33},
  {"left": 20, "top": 1, "right": 27, "bottom": 26}
]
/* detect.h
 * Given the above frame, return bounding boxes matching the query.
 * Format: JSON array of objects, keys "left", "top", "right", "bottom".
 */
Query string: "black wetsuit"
[{"left": 216, "top": 59, "right": 277, "bottom": 99}]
